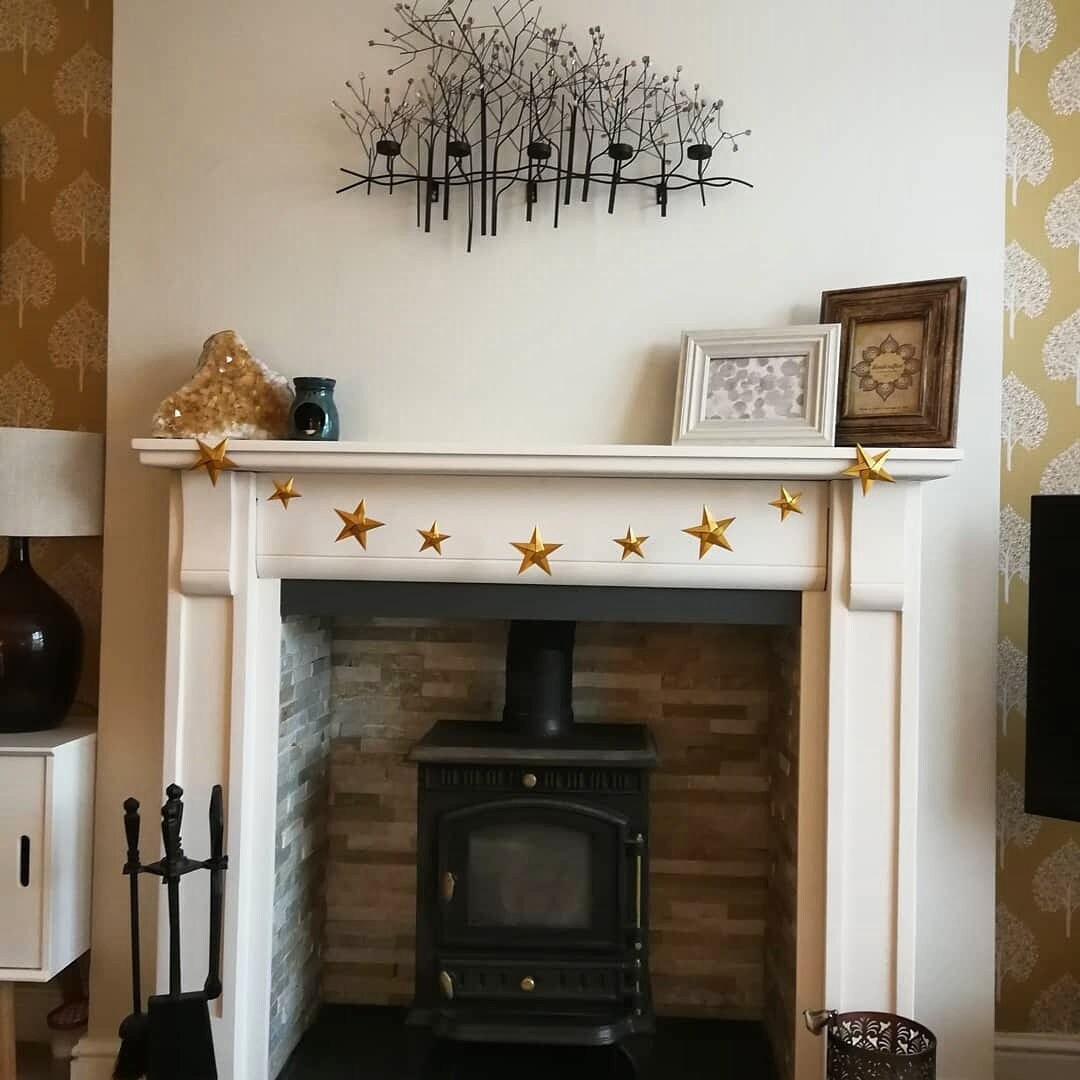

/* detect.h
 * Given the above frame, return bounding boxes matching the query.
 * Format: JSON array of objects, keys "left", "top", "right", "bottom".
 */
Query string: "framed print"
[
  {"left": 671, "top": 325, "right": 841, "bottom": 446},
  {"left": 821, "top": 277, "right": 965, "bottom": 447}
]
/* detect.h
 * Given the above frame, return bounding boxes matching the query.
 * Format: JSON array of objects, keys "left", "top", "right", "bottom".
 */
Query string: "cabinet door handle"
[{"left": 19, "top": 835, "right": 30, "bottom": 887}]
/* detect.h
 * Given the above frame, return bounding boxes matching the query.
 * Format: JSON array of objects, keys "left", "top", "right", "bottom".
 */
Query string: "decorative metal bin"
[{"left": 805, "top": 1010, "right": 936, "bottom": 1080}]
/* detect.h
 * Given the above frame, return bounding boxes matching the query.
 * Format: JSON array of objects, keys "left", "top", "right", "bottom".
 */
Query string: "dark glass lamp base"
[{"left": 0, "top": 537, "right": 82, "bottom": 733}]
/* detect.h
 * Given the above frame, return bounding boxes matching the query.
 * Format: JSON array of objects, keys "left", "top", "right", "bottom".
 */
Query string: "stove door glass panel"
[
  {"left": 467, "top": 823, "right": 590, "bottom": 929},
  {"left": 437, "top": 799, "right": 627, "bottom": 952}
]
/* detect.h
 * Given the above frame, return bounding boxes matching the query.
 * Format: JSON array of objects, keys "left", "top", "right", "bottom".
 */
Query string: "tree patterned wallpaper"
[
  {"left": 0, "top": 0, "right": 112, "bottom": 707},
  {"left": 999, "top": 0, "right": 1080, "bottom": 1034}
]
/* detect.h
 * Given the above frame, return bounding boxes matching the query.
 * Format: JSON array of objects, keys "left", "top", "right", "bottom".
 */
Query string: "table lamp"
[{"left": 0, "top": 428, "right": 105, "bottom": 733}]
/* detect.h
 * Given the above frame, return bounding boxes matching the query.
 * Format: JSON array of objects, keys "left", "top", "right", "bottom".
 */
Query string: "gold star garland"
[
  {"left": 268, "top": 477, "right": 301, "bottom": 509},
  {"left": 511, "top": 526, "right": 562, "bottom": 576},
  {"left": 843, "top": 444, "right": 896, "bottom": 496},
  {"left": 418, "top": 521, "right": 451, "bottom": 554},
  {"left": 683, "top": 505, "right": 735, "bottom": 559},
  {"left": 277, "top": 497, "right": 846, "bottom": 559},
  {"left": 333, "top": 500, "right": 385, "bottom": 548},
  {"left": 769, "top": 486, "right": 803, "bottom": 522},
  {"left": 613, "top": 526, "right": 649, "bottom": 560},
  {"left": 190, "top": 439, "right": 236, "bottom": 487}
]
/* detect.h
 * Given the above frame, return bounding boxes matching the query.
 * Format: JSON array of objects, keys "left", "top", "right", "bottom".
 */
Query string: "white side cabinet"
[{"left": 0, "top": 723, "right": 96, "bottom": 981}]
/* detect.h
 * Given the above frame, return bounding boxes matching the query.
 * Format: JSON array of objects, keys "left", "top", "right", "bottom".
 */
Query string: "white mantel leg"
[
  {"left": 159, "top": 471, "right": 281, "bottom": 1078},
  {"left": 793, "top": 480, "right": 923, "bottom": 1080},
  {"left": 824, "top": 480, "right": 921, "bottom": 1013}
]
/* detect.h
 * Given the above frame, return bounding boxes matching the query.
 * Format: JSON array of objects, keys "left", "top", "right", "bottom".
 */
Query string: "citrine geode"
[{"left": 151, "top": 330, "right": 293, "bottom": 440}]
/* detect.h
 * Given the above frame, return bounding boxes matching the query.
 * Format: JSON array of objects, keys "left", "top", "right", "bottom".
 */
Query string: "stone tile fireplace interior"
[{"left": 272, "top": 600, "right": 799, "bottom": 1079}]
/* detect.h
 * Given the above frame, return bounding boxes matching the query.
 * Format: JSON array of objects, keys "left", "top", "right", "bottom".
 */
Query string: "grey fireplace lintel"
[{"left": 280, "top": 580, "right": 801, "bottom": 626}]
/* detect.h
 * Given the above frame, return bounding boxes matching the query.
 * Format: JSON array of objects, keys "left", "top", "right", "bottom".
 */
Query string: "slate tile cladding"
[
  {"left": 320, "top": 617, "right": 798, "bottom": 1024},
  {"left": 271, "top": 616, "right": 336, "bottom": 1078}
]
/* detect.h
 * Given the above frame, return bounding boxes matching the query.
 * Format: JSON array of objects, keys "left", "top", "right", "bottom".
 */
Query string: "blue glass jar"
[{"left": 289, "top": 377, "right": 340, "bottom": 441}]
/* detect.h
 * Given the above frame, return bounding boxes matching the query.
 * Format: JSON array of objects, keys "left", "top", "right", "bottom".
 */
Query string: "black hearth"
[
  {"left": 406, "top": 620, "right": 658, "bottom": 1074},
  {"left": 281, "top": 1005, "right": 775, "bottom": 1079}
]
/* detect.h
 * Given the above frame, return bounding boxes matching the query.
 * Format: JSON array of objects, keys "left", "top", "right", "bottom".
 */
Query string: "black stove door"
[{"left": 437, "top": 799, "right": 629, "bottom": 953}]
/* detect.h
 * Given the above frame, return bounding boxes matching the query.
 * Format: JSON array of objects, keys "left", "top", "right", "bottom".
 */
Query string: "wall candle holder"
[{"left": 333, "top": 0, "right": 752, "bottom": 250}]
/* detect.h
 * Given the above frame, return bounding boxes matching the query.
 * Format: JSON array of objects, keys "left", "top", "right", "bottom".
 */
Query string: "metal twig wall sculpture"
[{"left": 333, "top": 0, "right": 752, "bottom": 250}]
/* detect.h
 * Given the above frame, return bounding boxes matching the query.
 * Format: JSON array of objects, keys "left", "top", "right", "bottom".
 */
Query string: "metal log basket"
[{"left": 804, "top": 1010, "right": 937, "bottom": 1080}]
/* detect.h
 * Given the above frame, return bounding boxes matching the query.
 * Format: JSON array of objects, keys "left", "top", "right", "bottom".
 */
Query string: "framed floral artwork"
[
  {"left": 821, "top": 277, "right": 966, "bottom": 447},
  {"left": 671, "top": 325, "right": 841, "bottom": 446}
]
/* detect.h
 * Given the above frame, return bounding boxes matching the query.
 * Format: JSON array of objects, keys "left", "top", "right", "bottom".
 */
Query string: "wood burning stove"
[{"left": 407, "top": 621, "right": 657, "bottom": 1072}]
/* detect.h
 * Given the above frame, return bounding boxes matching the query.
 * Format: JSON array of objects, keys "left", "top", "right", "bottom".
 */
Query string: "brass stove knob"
[
  {"left": 522, "top": 772, "right": 538, "bottom": 789},
  {"left": 520, "top": 976, "right": 536, "bottom": 992}
]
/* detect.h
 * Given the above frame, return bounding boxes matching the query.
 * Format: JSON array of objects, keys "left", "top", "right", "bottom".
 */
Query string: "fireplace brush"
[{"left": 114, "top": 784, "right": 228, "bottom": 1080}]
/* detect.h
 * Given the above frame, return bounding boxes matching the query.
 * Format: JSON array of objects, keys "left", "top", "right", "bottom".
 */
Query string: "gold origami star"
[
  {"left": 843, "top": 444, "right": 896, "bottom": 496},
  {"left": 511, "top": 526, "right": 562, "bottom": 576},
  {"left": 769, "top": 486, "right": 803, "bottom": 522},
  {"left": 190, "top": 439, "right": 236, "bottom": 487},
  {"left": 613, "top": 526, "right": 649, "bottom": 560},
  {"left": 268, "top": 477, "right": 301, "bottom": 509},
  {"left": 334, "top": 500, "right": 385, "bottom": 548},
  {"left": 418, "top": 521, "right": 451, "bottom": 555},
  {"left": 683, "top": 505, "right": 735, "bottom": 559}
]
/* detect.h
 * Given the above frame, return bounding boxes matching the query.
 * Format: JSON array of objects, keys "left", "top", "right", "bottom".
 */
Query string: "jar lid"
[{"left": 293, "top": 377, "right": 336, "bottom": 390}]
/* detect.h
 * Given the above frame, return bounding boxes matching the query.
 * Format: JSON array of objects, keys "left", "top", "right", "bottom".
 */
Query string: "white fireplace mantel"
[
  {"left": 129, "top": 438, "right": 960, "bottom": 1080},
  {"left": 135, "top": 439, "right": 960, "bottom": 611}
]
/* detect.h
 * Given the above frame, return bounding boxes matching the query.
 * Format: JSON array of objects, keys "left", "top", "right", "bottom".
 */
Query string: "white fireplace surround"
[{"left": 122, "top": 438, "right": 958, "bottom": 1080}]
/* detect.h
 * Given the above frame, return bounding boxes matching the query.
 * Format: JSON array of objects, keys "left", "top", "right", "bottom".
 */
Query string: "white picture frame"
[{"left": 671, "top": 324, "right": 842, "bottom": 446}]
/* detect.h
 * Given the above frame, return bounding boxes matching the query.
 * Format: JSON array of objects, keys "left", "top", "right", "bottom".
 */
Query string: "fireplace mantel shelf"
[{"left": 134, "top": 438, "right": 962, "bottom": 482}]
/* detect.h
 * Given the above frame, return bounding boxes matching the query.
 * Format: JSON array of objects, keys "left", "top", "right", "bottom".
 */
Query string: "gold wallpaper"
[
  {"left": 999, "top": 0, "right": 1080, "bottom": 1033},
  {"left": 0, "top": 0, "right": 112, "bottom": 706}
]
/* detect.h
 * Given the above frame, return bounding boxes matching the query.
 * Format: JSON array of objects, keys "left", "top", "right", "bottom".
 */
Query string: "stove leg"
[
  {"left": 618, "top": 1033, "right": 655, "bottom": 1080},
  {"left": 402, "top": 1028, "right": 435, "bottom": 1079}
]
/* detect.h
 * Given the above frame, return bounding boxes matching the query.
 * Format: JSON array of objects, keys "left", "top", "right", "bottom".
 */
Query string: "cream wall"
[{"left": 85, "top": 1, "right": 1007, "bottom": 1077}]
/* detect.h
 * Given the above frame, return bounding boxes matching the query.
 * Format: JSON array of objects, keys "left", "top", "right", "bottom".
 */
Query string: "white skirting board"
[{"left": 996, "top": 1033, "right": 1080, "bottom": 1079}]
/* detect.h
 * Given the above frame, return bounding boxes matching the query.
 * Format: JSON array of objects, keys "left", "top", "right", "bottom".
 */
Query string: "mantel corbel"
[
  {"left": 845, "top": 481, "right": 916, "bottom": 613},
  {"left": 177, "top": 470, "right": 253, "bottom": 597}
]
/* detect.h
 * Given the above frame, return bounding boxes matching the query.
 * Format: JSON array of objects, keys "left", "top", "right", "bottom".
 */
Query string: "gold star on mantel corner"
[
  {"left": 268, "top": 477, "right": 301, "bottom": 509},
  {"left": 843, "top": 444, "right": 896, "bottom": 496},
  {"left": 334, "top": 500, "right": 385, "bottom": 548},
  {"left": 190, "top": 439, "right": 236, "bottom": 487},
  {"left": 418, "top": 521, "right": 451, "bottom": 555},
  {"left": 683, "top": 505, "right": 735, "bottom": 559},
  {"left": 613, "top": 526, "right": 649, "bottom": 561},
  {"left": 769, "top": 486, "right": 803, "bottom": 522},
  {"left": 511, "top": 526, "right": 562, "bottom": 576}
]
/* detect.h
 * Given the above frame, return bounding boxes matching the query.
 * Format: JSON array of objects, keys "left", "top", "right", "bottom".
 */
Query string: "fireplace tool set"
[{"left": 114, "top": 784, "right": 228, "bottom": 1080}]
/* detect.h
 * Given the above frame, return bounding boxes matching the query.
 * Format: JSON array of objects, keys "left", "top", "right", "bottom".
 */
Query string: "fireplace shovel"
[{"left": 115, "top": 784, "right": 228, "bottom": 1080}]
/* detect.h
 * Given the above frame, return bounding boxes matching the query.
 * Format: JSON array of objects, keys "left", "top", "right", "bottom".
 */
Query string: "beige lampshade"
[{"left": 0, "top": 428, "right": 105, "bottom": 537}]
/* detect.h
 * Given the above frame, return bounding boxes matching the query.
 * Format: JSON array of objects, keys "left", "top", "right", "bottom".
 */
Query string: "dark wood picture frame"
[{"left": 820, "top": 277, "right": 965, "bottom": 447}]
